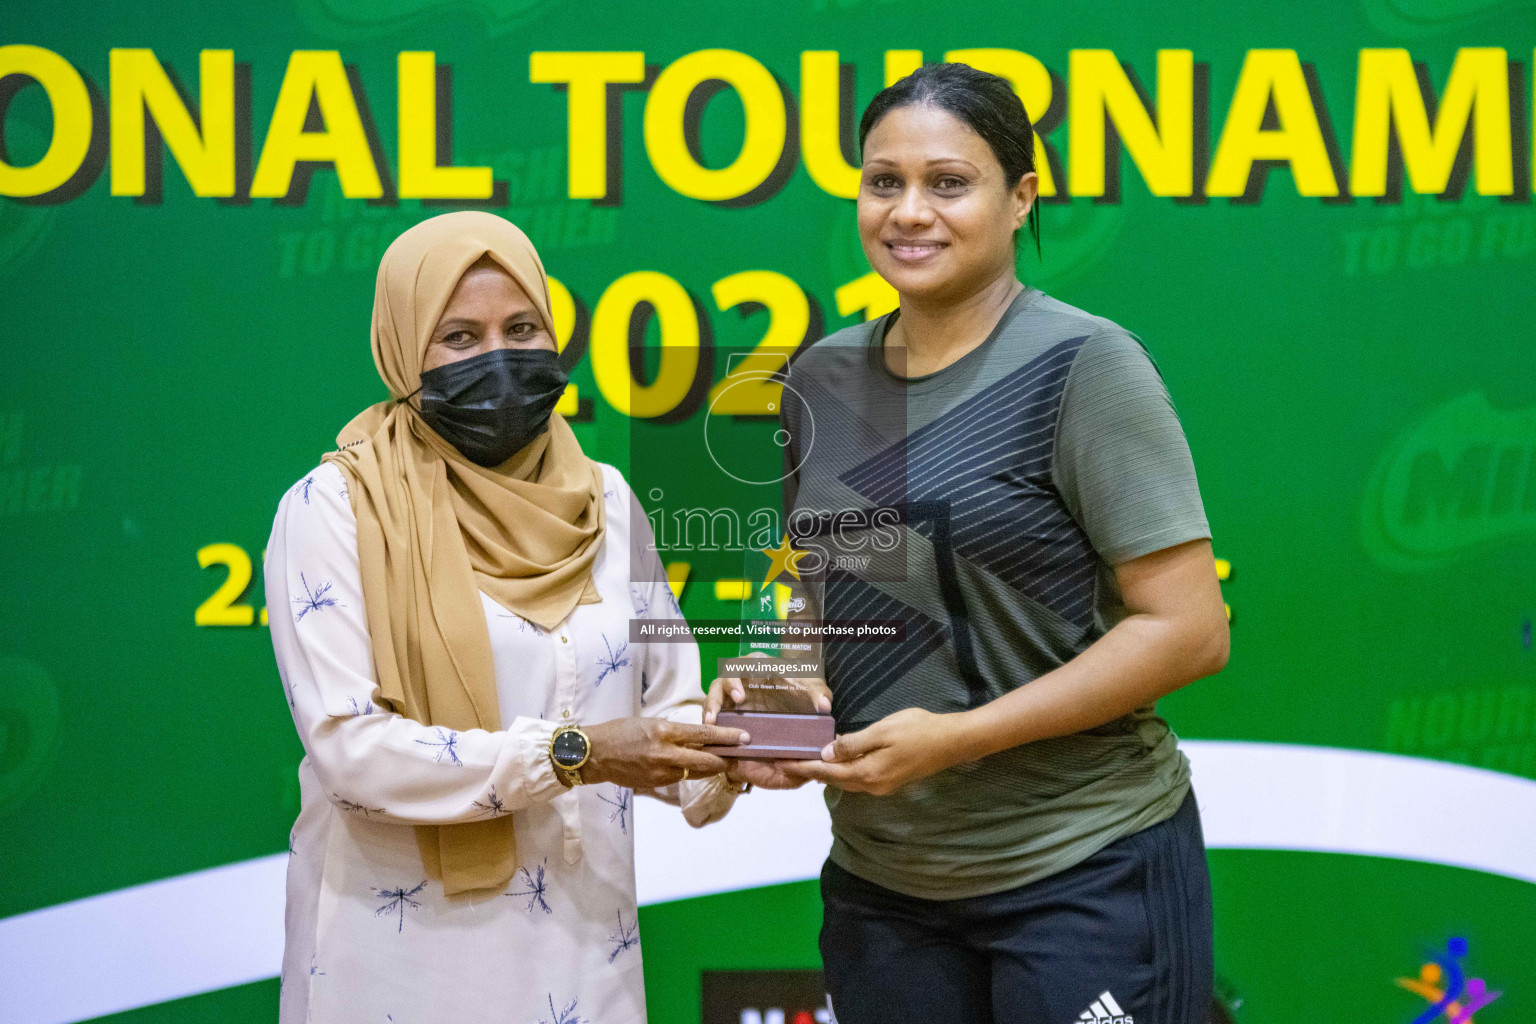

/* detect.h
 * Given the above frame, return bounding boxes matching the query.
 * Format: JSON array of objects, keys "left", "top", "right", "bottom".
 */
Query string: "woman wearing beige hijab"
[{"left": 266, "top": 211, "right": 749, "bottom": 1024}]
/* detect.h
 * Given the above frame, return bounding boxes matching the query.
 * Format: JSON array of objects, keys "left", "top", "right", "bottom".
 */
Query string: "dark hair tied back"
[{"left": 858, "top": 62, "right": 1042, "bottom": 258}]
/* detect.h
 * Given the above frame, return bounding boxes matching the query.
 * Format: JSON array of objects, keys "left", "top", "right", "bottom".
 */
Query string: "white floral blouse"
[{"left": 266, "top": 460, "right": 738, "bottom": 1024}]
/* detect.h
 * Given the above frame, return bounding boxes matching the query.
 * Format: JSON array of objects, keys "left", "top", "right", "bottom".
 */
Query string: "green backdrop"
[{"left": 3, "top": 1, "right": 1534, "bottom": 1021}]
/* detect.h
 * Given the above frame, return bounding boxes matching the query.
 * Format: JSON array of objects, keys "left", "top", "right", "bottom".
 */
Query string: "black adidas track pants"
[{"left": 819, "top": 790, "right": 1214, "bottom": 1024}]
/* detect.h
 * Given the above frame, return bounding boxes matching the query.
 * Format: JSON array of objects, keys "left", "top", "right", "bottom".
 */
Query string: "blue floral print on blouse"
[
  {"left": 293, "top": 573, "right": 341, "bottom": 622},
  {"left": 472, "top": 786, "right": 507, "bottom": 817},
  {"left": 372, "top": 880, "right": 427, "bottom": 933},
  {"left": 415, "top": 727, "right": 463, "bottom": 765},
  {"left": 593, "top": 635, "right": 630, "bottom": 687},
  {"left": 597, "top": 787, "right": 631, "bottom": 834},
  {"left": 334, "top": 794, "right": 385, "bottom": 817},
  {"left": 607, "top": 910, "right": 639, "bottom": 962},
  {"left": 506, "top": 859, "right": 552, "bottom": 914},
  {"left": 536, "top": 994, "right": 588, "bottom": 1024}
]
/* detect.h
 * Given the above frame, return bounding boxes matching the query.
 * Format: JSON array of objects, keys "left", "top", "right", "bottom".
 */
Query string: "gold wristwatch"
[{"left": 549, "top": 724, "right": 591, "bottom": 786}]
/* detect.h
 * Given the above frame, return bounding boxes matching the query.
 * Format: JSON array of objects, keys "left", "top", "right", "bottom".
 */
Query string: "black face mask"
[{"left": 412, "top": 348, "right": 569, "bottom": 467}]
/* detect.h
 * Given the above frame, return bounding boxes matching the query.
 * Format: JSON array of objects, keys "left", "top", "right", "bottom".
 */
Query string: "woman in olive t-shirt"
[{"left": 708, "top": 63, "right": 1229, "bottom": 1024}]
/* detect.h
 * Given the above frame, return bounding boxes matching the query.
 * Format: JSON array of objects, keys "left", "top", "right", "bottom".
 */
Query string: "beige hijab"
[{"left": 323, "top": 211, "right": 605, "bottom": 896}]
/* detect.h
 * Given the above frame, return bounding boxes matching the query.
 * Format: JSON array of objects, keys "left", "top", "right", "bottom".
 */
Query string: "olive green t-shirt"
[{"left": 779, "top": 286, "right": 1212, "bottom": 900}]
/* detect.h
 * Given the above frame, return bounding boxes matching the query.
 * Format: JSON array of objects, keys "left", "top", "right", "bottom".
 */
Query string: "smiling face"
[
  {"left": 857, "top": 103, "right": 1038, "bottom": 306},
  {"left": 422, "top": 257, "right": 556, "bottom": 373}
]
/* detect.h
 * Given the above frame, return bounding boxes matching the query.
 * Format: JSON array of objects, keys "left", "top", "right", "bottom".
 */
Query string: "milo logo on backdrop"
[
  {"left": 1362, "top": 392, "right": 1536, "bottom": 569},
  {"left": 293, "top": 0, "right": 559, "bottom": 39},
  {"left": 1362, "top": 0, "right": 1535, "bottom": 39}
]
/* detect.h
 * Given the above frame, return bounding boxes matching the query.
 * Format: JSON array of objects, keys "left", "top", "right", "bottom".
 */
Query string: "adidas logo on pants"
[{"left": 1078, "top": 990, "right": 1133, "bottom": 1024}]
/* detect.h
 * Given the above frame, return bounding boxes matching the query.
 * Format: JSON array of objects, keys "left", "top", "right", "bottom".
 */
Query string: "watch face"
[{"left": 552, "top": 729, "right": 588, "bottom": 769}]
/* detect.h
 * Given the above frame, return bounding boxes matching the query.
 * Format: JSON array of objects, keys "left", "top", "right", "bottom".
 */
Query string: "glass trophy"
[{"left": 702, "top": 544, "right": 836, "bottom": 759}]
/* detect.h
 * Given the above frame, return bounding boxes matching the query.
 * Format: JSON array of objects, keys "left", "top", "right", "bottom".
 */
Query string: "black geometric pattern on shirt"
[
  {"left": 838, "top": 336, "right": 1098, "bottom": 628},
  {"left": 822, "top": 571, "right": 948, "bottom": 726},
  {"left": 784, "top": 370, "right": 896, "bottom": 474}
]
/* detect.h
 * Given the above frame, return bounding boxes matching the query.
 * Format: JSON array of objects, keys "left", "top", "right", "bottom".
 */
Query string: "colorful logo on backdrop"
[
  {"left": 701, "top": 970, "right": 835, "bottom": 1024},
  {"left": 1395, "top": 937, "right": 1502, "bottom": 1023},
  {"left": 1362, "top": 392, "right": 1536, "bottom": 570}
]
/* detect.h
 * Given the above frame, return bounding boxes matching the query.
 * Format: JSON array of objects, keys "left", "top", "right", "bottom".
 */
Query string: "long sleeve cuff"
[
  {"left": 680, "top": 772, "right": 740, "bottom": 827},
  {"left": 512, "top": 716, "right": 564, "bottom": 806}
]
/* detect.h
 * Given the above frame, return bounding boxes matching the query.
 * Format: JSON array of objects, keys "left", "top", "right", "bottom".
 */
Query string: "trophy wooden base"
[{"left": 703, "top": 711, "right": 837, "bottom": 759}]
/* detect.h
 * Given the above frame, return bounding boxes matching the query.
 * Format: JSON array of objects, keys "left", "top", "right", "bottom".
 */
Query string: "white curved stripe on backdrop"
[{"left": 3, "top": 741, "right": 1534, "bottom": 1024}]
